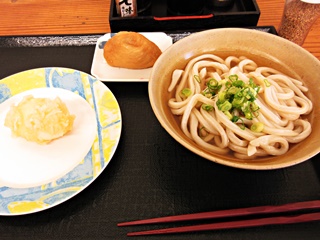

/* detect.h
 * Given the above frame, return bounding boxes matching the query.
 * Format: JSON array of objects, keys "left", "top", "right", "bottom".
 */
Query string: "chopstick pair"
[{"left": 118, "top": 200, "right": 320, "bottom": 237}]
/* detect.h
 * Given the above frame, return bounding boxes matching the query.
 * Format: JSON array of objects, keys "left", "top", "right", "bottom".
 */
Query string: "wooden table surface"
[{"left": 0, "top": 0, "right": 319, "bottom": 60}]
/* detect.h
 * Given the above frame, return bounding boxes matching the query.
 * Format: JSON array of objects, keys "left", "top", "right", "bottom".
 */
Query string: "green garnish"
[
  {"left": 202, "top": 104, "right": 214, "bottom": 112},
  {"left": 194, "top": 75, "right": 201, "bottom": 83},
  {"left": 202, "top": 78, "right": 222, "bottom": 99},
  {"left": 231, "top": 115, "right": 245, "bottom": 130},
  {"left": 180, "top": 88, "right": 192, "bottom": 98},
  {"left": 224, "top": 111, "right": 233, "bottom": 120},
  {"left": 251, "top": 122, "right": 264, "bottom": 132},
  {"left": 202, "top": 74, "right": 261, "bottom": 129},
  {"left": 264, "top": 79, "right": 271, "bottom": 87},
  {"left": 207, "top": 79, "right": 219, "bottom": 89},
  {"left": 228, "top": 74, "right": 238, "bottom": 82},
  {"left": 218, "top": 100, "right": 232, "bottom": 112}
]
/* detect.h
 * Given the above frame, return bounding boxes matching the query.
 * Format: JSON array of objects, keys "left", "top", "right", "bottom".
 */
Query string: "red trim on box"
[{"left": 154, "top": 14, "right": 214, "bottom": 21}]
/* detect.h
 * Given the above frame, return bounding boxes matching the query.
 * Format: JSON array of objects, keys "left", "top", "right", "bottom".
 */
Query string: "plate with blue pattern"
[{"left": 0, "top": 67, "right": 122, "bottom": 215}]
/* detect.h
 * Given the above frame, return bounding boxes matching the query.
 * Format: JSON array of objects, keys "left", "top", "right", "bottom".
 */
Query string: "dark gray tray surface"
[
  {"left": 0, "top": 27, "right": 276, "bottom": 47},
  {"left": 0, "top": 29, "right": 319, "bottom": 240}
]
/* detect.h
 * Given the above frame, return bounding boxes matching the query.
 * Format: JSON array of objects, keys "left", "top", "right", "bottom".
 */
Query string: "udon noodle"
[{"left": 168, "top": 54, "right": 313, "bottom": 159}]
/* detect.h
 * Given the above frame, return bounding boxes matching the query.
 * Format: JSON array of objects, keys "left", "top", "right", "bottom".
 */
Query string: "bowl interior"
[{"left": 149, "top": 28, "right": 320, "bottom": 170}]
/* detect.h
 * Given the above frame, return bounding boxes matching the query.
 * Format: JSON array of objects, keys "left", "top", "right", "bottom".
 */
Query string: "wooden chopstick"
[
  {"left": 118, "top": 200, "right": 320, "bottom": 237},
  {"left": 118, "top": 200, "right": 320, "bottom": 227},
  {"left": 126, "top": 212, "right": 320, "bottom": 236}
]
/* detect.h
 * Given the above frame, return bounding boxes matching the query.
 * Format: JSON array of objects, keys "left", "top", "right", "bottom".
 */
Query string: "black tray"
[
  {"left": 1, "top": 30, "right": 320, "bottom": 240},
  {"left": 0, "top": 26, "right": 276, "bottom": 49},
  {"left": 109, "top": 0, "right": 260, "bottom": 32}
]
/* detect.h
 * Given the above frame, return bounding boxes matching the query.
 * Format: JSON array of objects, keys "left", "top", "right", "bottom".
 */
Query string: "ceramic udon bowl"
[{"left": 148, "top": 28, "right": 320, "bottom": 170}]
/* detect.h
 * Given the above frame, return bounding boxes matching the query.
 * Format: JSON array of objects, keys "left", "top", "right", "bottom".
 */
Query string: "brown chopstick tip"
[
  {"left": 117, "top": 216, "right": 165, "bottom": 227},
  {"left": 118, "top": 218, "right": 160, "bottom": 227},
  {"left": 118, "top": 222, "right": 132, "bottom": 227}
]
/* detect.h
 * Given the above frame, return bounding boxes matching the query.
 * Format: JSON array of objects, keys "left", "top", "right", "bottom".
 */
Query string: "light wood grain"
[
  {"left": 0, "top": 0, "right": 110, "bottom": 36},
  {"left": 0, "top": 0, "right": 319, "bottom": 59}
]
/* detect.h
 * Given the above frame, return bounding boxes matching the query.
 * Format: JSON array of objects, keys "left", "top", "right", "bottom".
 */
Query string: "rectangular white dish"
[{"left": 91, "top": 32, "right": 173, "bottom": 82}]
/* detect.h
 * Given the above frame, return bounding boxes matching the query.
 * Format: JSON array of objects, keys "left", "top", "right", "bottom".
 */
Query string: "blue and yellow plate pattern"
[{"left": 0, "top": 67, "right": 122, "bottom": 215}]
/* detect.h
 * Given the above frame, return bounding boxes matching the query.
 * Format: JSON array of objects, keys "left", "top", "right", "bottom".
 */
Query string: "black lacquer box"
[{"left": 109, "top": 0, "right": 260, "bottom": 32}]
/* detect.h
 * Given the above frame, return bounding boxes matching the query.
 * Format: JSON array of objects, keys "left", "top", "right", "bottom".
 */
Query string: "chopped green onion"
[
  {"left": 235, "top": 90, "right": 243, "bottom": 99},
  {"left": 243, "top": 87, "right": 256, "bottom": 101},
  {"left": 264, "top": 79, "right": 271, "bottom": 87},
  {"left": 224, "top": 111, "right": 233, "bottom": 120},
  {"left": 251, "top": 122, "right": 264, "bottom": 132},
  {"left": 225, "top": 81, "right": 232, "bottom": 88},
  {"left": 232, "top": 97, "right": 245, "bottom": 108},
  {"left": 202, "top": 104, "right": 214, "bottom": 111},
  {"left": 207, "top": 79, "right": 219, "bottom": 89},
  {"left": 218, "top": 101, "right": 232, "bottom": 112},
  {"left": 201, "top": 74, "right": 262, "bottom": 130},
  {"left": 180, "top": 88, "right": 192, "bottom": 98},
  {"left": 231, "top": 116, "right": 245, "bottom": 130},
  {"left": 244, "top": 110, "right": 254, "bottom": 120},
  {"left": 218, "top": 91, "right": 227, "bottom": 102},
  {"left": 227, "top": 86, "right": 240, "bottom": 95},
  {"left": 231, "top": 115, "right": 240, "bottom": 122},
  {"left": 203, "top": 92, "right": 213, "bottom": 98},
  {"left": 249, "top": 78, "right": 255, "bottom": 87},
  {"left": 229, "top": 74, "right": 238, "bottom": 82},
  {"left": 250, "top": 102, "right": 260, "bottom": 112},
  {"left": 194, "top": 75, "right": 201, "bottom": 83},
  {"left": 201, "top": 79, "right": 222, "bottom": 98},
  {"left": 233, "top": 80, "right": 245, "bottom": 88},
  {"left": 239, "top": 123, "right": 246, "bottom": 130}
]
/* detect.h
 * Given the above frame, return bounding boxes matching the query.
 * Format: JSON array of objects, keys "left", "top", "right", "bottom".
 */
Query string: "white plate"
[
  {"left": 91, "top": 32, "right": 173, "bottom": 82},
  {"left": 0, "top": 88, "right": 97, "bottom": 189},
  {"left": 0, "top": 67, "right": 122, "bottom": 215}
]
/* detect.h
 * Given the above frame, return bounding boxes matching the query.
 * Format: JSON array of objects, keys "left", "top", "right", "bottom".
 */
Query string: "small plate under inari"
[{"left": 91, "top": 32, "right": 173, "bottom": 82}]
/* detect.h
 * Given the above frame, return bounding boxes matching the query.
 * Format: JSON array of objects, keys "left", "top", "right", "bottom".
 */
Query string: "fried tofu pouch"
[
  {"left": 4, "top": 95, "right": 75, "bottom": 144},
  {"left": 103, "top": 31, "right": 162, "bottom": 69}
]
